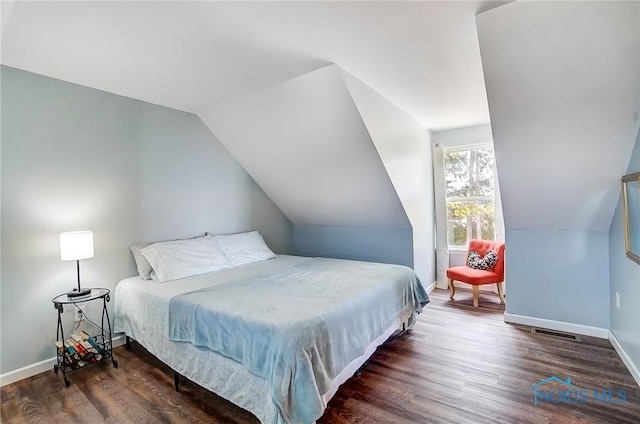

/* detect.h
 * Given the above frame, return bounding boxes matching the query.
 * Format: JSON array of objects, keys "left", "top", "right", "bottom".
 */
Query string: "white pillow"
[
  {"left": 130, "top": 234, "right": 205, "bottom": 280},
  {"left": 130, "top": 243, "right": 154, "bottom": 280},
  {"left": 213, "top": 231, "right": 276, "bottom": 267},
  {"left": 139, "top": 236, "right": 230, "bottom": 283}
]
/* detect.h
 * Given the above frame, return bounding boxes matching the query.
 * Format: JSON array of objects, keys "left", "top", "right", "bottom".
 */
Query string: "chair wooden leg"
[
  {"left": 449, "top": 279, "right": 455, "bottom": 299},
  {"left": 496, "top": 282, "right": 505, "bottom": 304},
  {"left": 472, "top": 285, "right": 479, "bottom": 307}
]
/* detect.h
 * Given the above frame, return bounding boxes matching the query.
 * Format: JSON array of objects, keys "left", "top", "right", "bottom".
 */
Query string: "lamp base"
[{"left": 67, "top": 288, "right": 92, "bottom": 299}]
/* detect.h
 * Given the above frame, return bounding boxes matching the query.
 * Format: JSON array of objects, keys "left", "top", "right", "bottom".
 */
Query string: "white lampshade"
[{"left": 60, "top": 231, "right": 94, "bottom": 261}]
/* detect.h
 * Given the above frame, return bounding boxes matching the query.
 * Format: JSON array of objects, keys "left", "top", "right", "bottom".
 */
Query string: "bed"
[{"left": 114, "top": 253, "right": 428, "bottom": 424}]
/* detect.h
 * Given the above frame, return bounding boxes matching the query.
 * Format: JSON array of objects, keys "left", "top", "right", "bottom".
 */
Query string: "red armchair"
[{"left": 446, "top": 239, "right": 505, "bottom": 307}]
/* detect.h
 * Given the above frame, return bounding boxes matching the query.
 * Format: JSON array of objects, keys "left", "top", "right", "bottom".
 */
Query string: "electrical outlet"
[
  {"left": 616, "top": 292, "right": 620, "bottom": 309},
  {"left": 75, "top": 306, "right": 85, "bottom": 322}
]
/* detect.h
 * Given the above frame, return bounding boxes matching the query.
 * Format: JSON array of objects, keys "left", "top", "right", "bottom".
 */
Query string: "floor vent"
[{"left": 531, "top": 328, "right": 581, "bottom": 342}]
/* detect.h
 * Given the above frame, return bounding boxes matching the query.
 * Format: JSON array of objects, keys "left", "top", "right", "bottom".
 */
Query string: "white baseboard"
[
  {"left": 609, "top": 330, "right": 640, "bottom": 388},
  {"left": 0, "top": 334, "right": 126, "bottom": 387},
  {"left": 503, "top": 313, "right": 609, "bottom": 339},
  {"left": 426, "top": 280, "right": 437, "bottom": 294},
  {"left": 435, "top": 279, "right": 448, "bottom": 290}
]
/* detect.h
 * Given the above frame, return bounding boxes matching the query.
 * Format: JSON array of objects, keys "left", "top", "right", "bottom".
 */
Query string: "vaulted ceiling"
[
  {"left": 2, "top": 0, "right": 639, "bottom": 239},
  {"left": 200, "top": 65, "right": 410, "bottom": 229},
  {"left": 1, "top": 1, "right": 508, "bottom": 130},
  {"left": 477, "top": 1, "right": 640, "bottom": 232}
]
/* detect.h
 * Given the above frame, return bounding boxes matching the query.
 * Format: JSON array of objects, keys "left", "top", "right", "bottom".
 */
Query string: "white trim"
[
  {"left": 609, "top": 330, "right": 640, "bottom": 388},
  {"left": 433, "top": 142, "right": 449, "bottom": 289},
  {"left": 503, "top": 313, "right": 609, "bottom": 339},
  {"left": 443, "top": 142, "right": 493, "bottom": 153},
  {"left": 426, "top": 280, "right": 437, "bottom": 294},
  {"left": 0, "top": 335, "right": 125, "bottom": 387}
]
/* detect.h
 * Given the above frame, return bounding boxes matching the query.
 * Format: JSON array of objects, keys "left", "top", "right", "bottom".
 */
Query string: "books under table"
[{"left": 55, "top": 330, "right": 108, "bottom": 369}]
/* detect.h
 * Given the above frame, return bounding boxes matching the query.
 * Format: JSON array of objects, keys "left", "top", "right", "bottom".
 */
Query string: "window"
[{"left": 444, "top": 144, "right": 496, "bottom": 248}]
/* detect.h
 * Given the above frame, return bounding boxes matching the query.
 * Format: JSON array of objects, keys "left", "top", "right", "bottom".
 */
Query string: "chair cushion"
[{"left": 446, "top": 265, "right": 502, "bottom": 285}]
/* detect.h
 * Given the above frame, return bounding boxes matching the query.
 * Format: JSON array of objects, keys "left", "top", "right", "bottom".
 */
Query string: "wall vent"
[{"left": 531, "top": 328, "right": 581, "bottom": 342}]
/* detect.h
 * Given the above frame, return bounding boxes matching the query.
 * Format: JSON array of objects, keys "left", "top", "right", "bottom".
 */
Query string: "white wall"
[
  {"left": 0, "top": 66, "right": 292, "bottom": 376},
  {"left": 200, "top": 65, "right": 416, "bottom": 269},
  {"left": 341, "top": 69, "right": 435, "bottom": 284},
  {"left": 200, "top": 65, "right": 410, "bottom": 229}
]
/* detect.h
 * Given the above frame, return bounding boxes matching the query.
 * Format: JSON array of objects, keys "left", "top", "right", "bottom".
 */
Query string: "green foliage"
[
  {"left": 445, "top": 149, "right": 494, "bottom": 197},
  {"left": 447, "top": 201, "right": 495, "bottom": 247},
  {"left": 444, "top": 148, "right": 496, "bottom": 247}
]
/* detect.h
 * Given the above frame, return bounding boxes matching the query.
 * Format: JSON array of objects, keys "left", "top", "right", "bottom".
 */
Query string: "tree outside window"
[{"left": 444, "top": 145, "right": 496, "bottom": 247}]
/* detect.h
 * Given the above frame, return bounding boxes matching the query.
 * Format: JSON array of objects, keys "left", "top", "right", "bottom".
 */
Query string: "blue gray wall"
[
  {"left": 0, "top": 66, "right": 292, "bottom": 375},
  {"left": 610, "top": 127, "right": 640, "bottom": 372},
  {"left": 293, "top": 225, "right": 413, "bottom": 268},
  {"left": 505, "top": 229, "right": 610, "bottom": 328},
  {"left": 478, "top": 1, "right": 638, "bottom": 333}
]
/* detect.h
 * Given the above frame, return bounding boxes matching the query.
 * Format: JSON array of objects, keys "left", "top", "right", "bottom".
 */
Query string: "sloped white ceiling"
[
  {"left": 201, "top": 65, "right": 410, "bottom": 228},
  {"left": 477, "top": 1, "right": 640, "bottom": 231},
  {"left": 341, "top": 69, "right": 435, "bottom": 282},
  {"left": 341, "top": 70, "right": 433, "bottom": 230},
  {"left": 1, "top": 1, "right": 508, "bottom": 130}
]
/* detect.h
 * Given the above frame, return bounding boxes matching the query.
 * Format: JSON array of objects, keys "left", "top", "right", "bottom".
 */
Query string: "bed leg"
[
  {"left": 125, "top": 336, "right": 131, "bottom": 350},
  {"left": 173, "top": 371, "right": 180, "bottom": 392},
  {"left": 174, "top": 371, "right": 180, "bottom": 391}
]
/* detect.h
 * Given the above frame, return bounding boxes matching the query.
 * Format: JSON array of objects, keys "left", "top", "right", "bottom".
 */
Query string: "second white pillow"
[
  {"left": 140, "top": 236, "right": 229, "bottom": 283},
  {"left": 213, "top": 231, "right": 276, "bottom": 267}
]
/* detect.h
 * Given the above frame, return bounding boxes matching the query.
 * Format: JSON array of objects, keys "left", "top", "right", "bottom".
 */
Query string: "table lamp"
[{"left": 60, "top": 231, "right": 94, "bottom": 298}]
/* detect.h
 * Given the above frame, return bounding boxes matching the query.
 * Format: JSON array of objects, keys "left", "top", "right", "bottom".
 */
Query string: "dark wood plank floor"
[{"left": 3, "top": 289, "right": 639, "bottom": 423}]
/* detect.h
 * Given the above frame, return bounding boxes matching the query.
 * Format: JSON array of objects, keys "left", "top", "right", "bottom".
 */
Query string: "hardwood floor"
[{"left": 2, "top": 289, "right": 639, "bottom": 423}]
